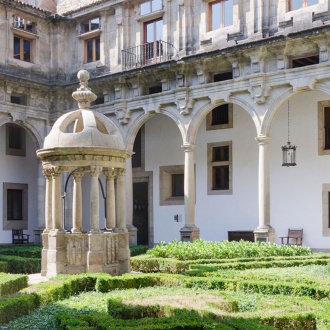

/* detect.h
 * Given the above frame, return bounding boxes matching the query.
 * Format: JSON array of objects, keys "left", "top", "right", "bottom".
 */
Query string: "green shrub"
[
  {"left": 0, "top": 245, "right": 42, "bottom": 258},
  {"left": 0, "top": 273, "right": 28, "bottom": 295},
  {"left": 0, "top": 262, "right": 7, "bottom": 273},
  {"left": 0, "top": 255, "right": 40, "bottom": 274},
  {"left": 130, "top": 245, "right": 149, "bottom": 257},
  {"left": 131, "top": 256, "right": 190, "bottom": 273},
  {"left": 147, "top": 240, "right": 311, "bottom": 260}
]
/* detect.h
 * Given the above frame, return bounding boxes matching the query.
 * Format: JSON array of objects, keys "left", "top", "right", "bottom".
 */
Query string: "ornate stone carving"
[
  {"left": 72, "top": 70, "right": 97, "bottom": 109},
  {"left": 105, "top": 235, "right": 118, "bottom": 264}
]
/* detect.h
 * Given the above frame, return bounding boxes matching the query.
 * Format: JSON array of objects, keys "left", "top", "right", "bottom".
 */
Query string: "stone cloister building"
[{"left": 1, "top": 0, "right": 330, "bottom": 250}]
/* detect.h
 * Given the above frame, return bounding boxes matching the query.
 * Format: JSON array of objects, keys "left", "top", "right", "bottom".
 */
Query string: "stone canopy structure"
[{"left": 37, "top": 70, "right": 131, "bottom": 277}]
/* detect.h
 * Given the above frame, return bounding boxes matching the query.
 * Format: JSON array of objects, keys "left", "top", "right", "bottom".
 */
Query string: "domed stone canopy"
[
  {"left": 43, "top": 109, "right": 124, "bottom": 150},
  {"left": 36, "top": 70, "right": 131, "bottom": 278}
]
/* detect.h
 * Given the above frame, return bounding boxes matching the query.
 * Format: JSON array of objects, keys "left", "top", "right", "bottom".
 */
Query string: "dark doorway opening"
[{"left": 133, "top": 182, "right": 149, "bottom": 245}]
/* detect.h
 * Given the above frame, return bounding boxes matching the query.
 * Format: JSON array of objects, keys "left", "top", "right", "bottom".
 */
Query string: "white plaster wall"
[
  {"left": 145, "top": 114, "right": 185, "bottom": 243},
  {"left": 145, "top": 92, "right": 330, "bottom": 249},
  {"left": 0, "top": 124, "right": 38, "bottom": 243},
  {"left": 270, "top": 91, "right": 330, "bottom": 249}
]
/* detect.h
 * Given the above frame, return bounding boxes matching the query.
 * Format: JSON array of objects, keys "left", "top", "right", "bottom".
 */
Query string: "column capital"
[
  {"left": 181, "top": 143, "right": 195, "bottom": 152},
  {"left": 72, "top": 171, "right": 84, "bottom": 181},
  {"left": 49, "top": 166, "right": 63, "bottom": 178},
  {"left": 90, "top": 165, "right": 103, "bottom": 176},
  {"left": 104, "top": 169, "right": 117, "bottom": 179},
  {"left": 255, "top": 135, "right": 270, "bottom": 144},
  {"left": 116, "top": 168, "right": 125, "bottom": 176}
]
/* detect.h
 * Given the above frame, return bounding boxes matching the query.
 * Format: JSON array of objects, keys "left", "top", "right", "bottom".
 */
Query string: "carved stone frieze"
[{"left": 105, "top": 235, "right": 118, "bottom": 264}]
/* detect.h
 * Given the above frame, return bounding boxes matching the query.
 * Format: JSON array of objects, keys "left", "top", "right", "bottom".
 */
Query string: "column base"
[
  {"left": 126, "top": 225, "right": 138, "bottom": 246},
  {"left": 254, "top": 226, "right": 275, "bottom": 243},
  {"left": 180, "top": 226, "right": 200, "bottom": 242}
]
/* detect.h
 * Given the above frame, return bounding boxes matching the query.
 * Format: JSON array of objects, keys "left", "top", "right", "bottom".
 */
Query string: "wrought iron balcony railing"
[{"left": 122, "top": 40, "right": 175, "bottom": 69}]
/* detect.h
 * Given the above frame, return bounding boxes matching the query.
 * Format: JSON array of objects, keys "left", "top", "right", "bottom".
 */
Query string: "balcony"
[{"left": 122, "top": 40, "right": 176, "bottom": 70}]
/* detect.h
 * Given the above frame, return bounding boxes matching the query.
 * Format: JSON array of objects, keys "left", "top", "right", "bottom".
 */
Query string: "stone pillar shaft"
[
  {"left": 72, "top": 172, "right": 84, "bottom": 233},
  {"left": 51, "top": 168, "right": 62, "bottom": 230},
  {"left": 183, "top": 143, "right": 195, "bottom": 228},
  {"left": 256, "top": 136, "right": 271, "bottom": 229},
  {"left": 105, "top": 170, "right": 116, "bottom": 229},
  {"left": 116, "top": 169, "right": 126, "bottom": 231},
  {"left": 44, "top": 171, "right": 52, "bottom": 230},
  {"left": 90, "top": 166, "right": 102, "bottom": 232}
]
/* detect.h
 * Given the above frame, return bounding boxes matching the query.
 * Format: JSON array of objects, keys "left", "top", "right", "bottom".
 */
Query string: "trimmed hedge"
[
  {"left": 130, "top": 255, "right": 330, "bottom": 274},
  {"left": 0, "top": 255, "right": 41, "bottom": 274},
  {"left": 129, "top": 245, "right": 149, "bottom": 257},
  {"left": 0, "top": 245, "right": 42, "bottom": 258},
  {"left": 0, "top": 273, "right": 28, "bottom": 296},
  {"left": 0, "top": 262, "right": 7, "bottom": 273}
]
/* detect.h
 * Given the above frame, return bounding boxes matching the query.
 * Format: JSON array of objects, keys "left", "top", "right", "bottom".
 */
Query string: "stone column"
[
  {"left": 51, "top": 167, "right": 63, "bottom": 231},
  {"left": 116, "top": 168, "right": 127, "bottom": 232},
  {"left": 37, "top": 160, "right": 45, "bottom": 230},
  {"left": 254, "top": 135, "right": 275, "bottom": 242},
  {"left": 41, "top": 168, "right": 52, "bottom": 276},
  {"left": 125, "top": 158, "right": 137, "bottom": 245},
  {"left": 104, "top": 169, "right": 116, "bottom": 229},
  {"left": 72, "top": 171, "right": 84, "bottom": 233},
  {"left": 44, "top": 169, "right": 53, "bottom": 231},
  {"left": 90, "top": 165, "right": 102, "bottom": 232},
  {"left": 180, "top": 143, "right": 200, "bottom": 241}
]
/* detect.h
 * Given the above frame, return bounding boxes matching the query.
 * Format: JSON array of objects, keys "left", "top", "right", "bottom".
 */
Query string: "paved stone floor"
[{"left": 28, "top": 273, "right": 52, "bottom": 285}]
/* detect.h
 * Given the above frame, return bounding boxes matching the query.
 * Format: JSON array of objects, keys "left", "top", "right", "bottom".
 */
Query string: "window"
[
  {"left": 80, "top": 18, "right": 100, "bottom": 34},
  {"left": 132, "top": 129, "right": 142, "bottom": 168},
  {"left": 172, "top": 174, "right": 184, "bottom": 197},
  {"left": 322, "top": 184, "right": 330, "bottom": 236},
  {"left": 140, "top": 0, "right": 162, "bottom": 15},
  {"left": 317, "top": 101, "right": 330, "bottom": 155},
  {"left": 206, "top": 103, "right": 233, "bottom": 130},
  {"left": 144, "top": 18, "right": 163, "bottom": 62},
  {"left": 11, "top": 94, "right": 27, "bottom": 105},
  {"left": 14, "top": 36, "right": 31, "bottom": 62},
  {"left": 6, "top": 124, "right": 26, "bottom": 156},
  {"left": 13, "top": 16, "right": 37, "bottom": 33},
  {"left": 288, "top": 0, "right": 318, "bottom": 11},
  {"left": 291, "top": 55, "right": 319, "bottom": 68},
  {"left": 208, "top": 142, "right": 232, "bottom": 194},
  {"left": 209, "top": 0, "right": 233, "bottom": 31},
  {"left": 214, "top": 71, "right": 233, "bottom": 82},
  {"left": 159, "top": 165, "right": 184, "bottom": 205},
  {"left": 3, "top": 183, "right": 28, "bottom": 230},
  {"left": 148, "top": 85, "right": 162, "bottom": 94},
  {"left": 84, "top": 37, "right": 100, "bottom": 63}
]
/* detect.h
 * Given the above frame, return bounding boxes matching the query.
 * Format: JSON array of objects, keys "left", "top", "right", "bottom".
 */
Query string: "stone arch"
[
  {"left": 0, "top": 116, "right": 43, "bottom": 150},
  {"left": 187, "top": 96, "right": 260, "bottom": 144},
  {"left": 124, "top": 106, "right": 187, "bottom": 150}
]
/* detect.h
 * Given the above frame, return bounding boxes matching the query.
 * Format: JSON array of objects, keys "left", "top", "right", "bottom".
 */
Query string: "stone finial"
[{"left": 72, "top": 70, "right": 97, "bottom": 109}]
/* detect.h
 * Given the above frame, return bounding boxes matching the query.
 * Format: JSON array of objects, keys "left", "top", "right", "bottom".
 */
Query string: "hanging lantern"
[{"left": 282, "top": 101, "right": 297, "bottom": 167}]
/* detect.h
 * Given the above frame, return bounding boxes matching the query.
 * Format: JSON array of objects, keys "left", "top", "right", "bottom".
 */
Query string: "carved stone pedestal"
[
  {"left": 180, "top": 226, "right": 200, "bottom": 242},
  {"left": 254, "top": 227, "right": 275, "bottom": 243}
]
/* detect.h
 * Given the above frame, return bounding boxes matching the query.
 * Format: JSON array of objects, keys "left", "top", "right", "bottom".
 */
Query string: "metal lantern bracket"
[{"left": 282, "top": 101, "right": 297, "bottom": 167}]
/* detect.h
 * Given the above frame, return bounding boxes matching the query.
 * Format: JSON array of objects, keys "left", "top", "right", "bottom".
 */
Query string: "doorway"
[{"left": 133, "top": 182, "right": 149, "bottom": 245}]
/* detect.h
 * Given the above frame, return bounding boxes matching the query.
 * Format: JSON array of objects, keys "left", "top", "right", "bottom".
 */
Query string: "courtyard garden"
[{"left": 0, "top": 240, "right": 329, "bottom": 329}]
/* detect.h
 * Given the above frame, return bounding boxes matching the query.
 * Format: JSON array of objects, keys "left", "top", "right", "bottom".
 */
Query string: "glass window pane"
[
  {"left": 307, "top": 0, "right": 318, "bottom": 5},
  {"left": 7, "top": 189, "right": 23, "bottom": 220},
  {"left": 172, "top": 174, "right": 184, "bottom": 197},
  {"left": 213, "top": 166, "right": 229, "bottom": 190},
  {"left": 141, "top": 2, "right": 150, "bottom": 15},
  {"left": 14, "top": 37, "right": 21, "bottom": 59},
  {"left": 26, "top": 21, "right": 33, "bottom": 32},
  {"left": 291, "top": 0, "right": 303, "bottom": 10},
  {"left": 224, "top": 0, "right": 233, "bottom": 26},
  {"left": 152, "top": 0, "right": 162, "bottom": 11},
  {"left": 146, "top": 22, "right": 154, "bottom": 42},
  {"left": 90, "top": 18, "right": 100, "bottom": 30},
  {"left": 155, "top": 20, "right": 163, "bottom": 40},
  {"left": 87, "top": 40, "right": 93, "bottom": 62},
  {"left": 95, "top": 38, "right": 100, "bottom": 60},
  {"left": 23, "top": 39, "right": 30, "bottom": 62},
  {"left": 212, "top": 2, "right": 220, "bottom": 30},
  {"left": 9, "top": 126, "right": 22, "bottom": 149}
]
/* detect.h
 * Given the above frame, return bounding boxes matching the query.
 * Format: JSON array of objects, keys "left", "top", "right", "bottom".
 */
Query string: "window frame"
[
  {"left": 140, "top": 0, "right": 163, "bottom": 16},
  {"left": 6, "top": 124, "right": 26, "bottom": 157},
  {"left": 318, "top": 100, "right": 330, "bottom": 155},
  {"left": 208, "top": 0, "right": 234, "bottom": 31},
  {"left": 322, "top": 183, "right": 330, "bottom": 237},
  {"left": 3, "top": 183, "right": 28, "bottom": 230},
  {"left": 12, "top": 15, "right": 37, "bottom": 34},
  {"left": 159, "top": 165, "right": 184, "bottom": 205},
  {"left": 207, "top": 141, "right": 232, "bottom": 195},
  {"left": 84, "top": 36, "right": 100, "bottom": 63},
  {"left": 206, "top": 103, "right": 233, "bottom": 130},
  {"left": 13, "top": 35, "right": 32, "bottom": 62},
  {"left": 80, "top": 17, "right": 100, "bottom": 35},
  {"left": 288, "top": 0, "right": 318, "bottom": 11}
]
